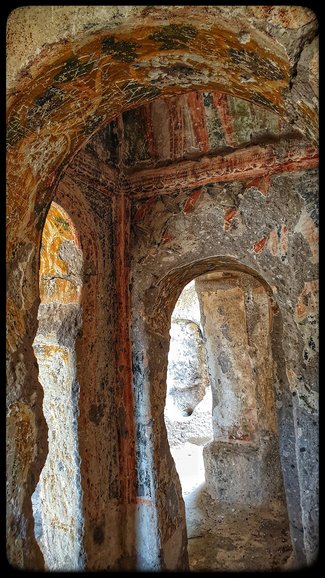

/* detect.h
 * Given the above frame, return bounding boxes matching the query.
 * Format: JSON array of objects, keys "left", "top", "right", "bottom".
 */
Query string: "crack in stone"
[{"left": 289, "top": 26, "right": 318, "bottom": 92}]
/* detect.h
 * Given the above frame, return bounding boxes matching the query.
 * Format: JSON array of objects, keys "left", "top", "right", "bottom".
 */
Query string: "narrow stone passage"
[{"left": 171, "top": 444, "right": 294, "bottom": 571}]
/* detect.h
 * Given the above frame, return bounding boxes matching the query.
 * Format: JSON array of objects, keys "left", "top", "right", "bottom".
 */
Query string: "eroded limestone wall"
[
  {"left": 28, "top": 149, "right": 128, "bottom": 570},
  {"left": 165, "top": 282, "right": 212, "bottom": 446},
  {"left": 166, "top": 320, "right": 208, "bottom": 417}
]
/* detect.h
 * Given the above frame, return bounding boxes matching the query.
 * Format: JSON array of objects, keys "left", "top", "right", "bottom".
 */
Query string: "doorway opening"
[
  {"left": 164, "top": 270, "right": 293, "bottom": 571},
  {"left": 31, "top": 202, "right": 85, "bottom": 570}
]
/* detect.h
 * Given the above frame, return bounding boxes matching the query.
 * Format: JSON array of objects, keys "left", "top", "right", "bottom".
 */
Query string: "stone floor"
[{"left": 171, "top": 443, "right": 295, "bottom": 572}]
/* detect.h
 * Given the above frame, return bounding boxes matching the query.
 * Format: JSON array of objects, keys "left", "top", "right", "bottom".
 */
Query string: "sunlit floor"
[{"left": 171, "top": 443, "right": 294, "bottom": 572}]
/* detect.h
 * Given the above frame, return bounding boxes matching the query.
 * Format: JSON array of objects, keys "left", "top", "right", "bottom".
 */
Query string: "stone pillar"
[
  {"left": 32, "top": 305, "right": 84, "bottom": 570},
  {"left": 165, "top": 318, "right": 212, "bottom": 446},
  {"left": 196, "top": 271, "right": 285, "bottom": 506},
  {"left": 166, "top": 319, "right": 208, "bottom": 417},
  {"left": 30, "top": 202, "right": 85, "bottom": 570}
]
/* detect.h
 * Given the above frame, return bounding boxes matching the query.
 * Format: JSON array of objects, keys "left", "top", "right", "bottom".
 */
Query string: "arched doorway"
[
  {"left": 31, "top": 202, "right": 85, "bottom": 570},
  {"left": 164, "top": 269, "right": 293, "bottom": 570}
]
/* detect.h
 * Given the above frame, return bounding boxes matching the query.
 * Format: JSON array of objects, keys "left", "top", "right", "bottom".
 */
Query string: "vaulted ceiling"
[{"left": 86, "top": 90, "right": 297, "bottom": 170}]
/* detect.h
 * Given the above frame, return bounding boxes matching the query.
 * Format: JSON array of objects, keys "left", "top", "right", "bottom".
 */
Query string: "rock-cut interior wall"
[
  {"left": 195, "top": 271, "right": 285, "bottom": 508},
  {"left": 54, "top": 167, "right": 128, "bottom": 570},
  {"left": 6, "top": 122, "right": 318, "bottom": 571},
  {"left": 6, "top": 5, "right": 318, "bottom": 571},
  {"left": 31, "top": 157, "right": 131, "bottom": 570},
  {"left": 129, "top": 167, "right": 318, "bottom": 567}
]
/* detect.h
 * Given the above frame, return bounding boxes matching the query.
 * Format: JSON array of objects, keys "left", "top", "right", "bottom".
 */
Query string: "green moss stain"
[
  {"left": 228, "top": 96, "right": 253, "bottom": 144},
  {"left": 251, "top": 103, "right": 280, "bottom": 137},
  {"left": 54, "top": 216, "right": 70, "bottom": 231}
]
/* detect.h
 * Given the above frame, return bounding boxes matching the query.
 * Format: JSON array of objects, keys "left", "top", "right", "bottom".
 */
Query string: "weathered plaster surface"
[{"left": 6, "top": 7, "right": 319, "bottom": 255}]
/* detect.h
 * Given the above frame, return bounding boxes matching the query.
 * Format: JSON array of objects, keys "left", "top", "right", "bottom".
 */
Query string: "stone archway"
[
  {"left": 162, "top": 267, "right": 293, "bottom": 570},
  {"left": 7, "top": 7, "right": 318, "bottom": 570},
  {"left": 131, "top": 238, "right": 317, "bottom": 567}
]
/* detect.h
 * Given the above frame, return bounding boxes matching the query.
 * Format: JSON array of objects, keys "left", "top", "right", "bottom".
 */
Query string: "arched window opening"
[
  {"left": 31, "top": 202, "right": 85, "bottom": 570},
  {"left": 165, "top": 270, "right": 293, "bottom": 571}
]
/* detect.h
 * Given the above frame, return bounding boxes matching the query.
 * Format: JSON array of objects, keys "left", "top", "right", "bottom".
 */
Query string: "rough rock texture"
[
  {"left": 6, "top": 6, "right": 318, "bottom": 571},
  {"left": 196, "top": 272, "right": 279, "bottom": 440},
  {"left": 193, "top": 271, "right": 286, "bottom": 507},
  {"left": 203, "top": 436, "right": 284, "bottom": 506},
  {"left": 169, "top": 280, "right": 201, "bottom": 326},
  {"left": 171, "top": 443, "right": 293, "bottom": 570},
  {"left": 31, "top": 203, "right": 84, "bottom": 570},
  {"left": 54, "top": 175, "right": 128, "bottom": 570},
  {"left": 166, "top": 319, "right": 208, "bottom": 416},
  {"left": 196, "top": 275, "right": 259, "bottom": 442},
  {"left": 164, "top": 280, "right": 212, "bottom": 447},
  {"left": 38, "top": 203, "right": 83, "bottom": 305},
  {"left": 165, "top": 388, "right": 213, "bottom": 448},
  {"left": 32, "top": 323, "right": 84, "bottom": 570}
]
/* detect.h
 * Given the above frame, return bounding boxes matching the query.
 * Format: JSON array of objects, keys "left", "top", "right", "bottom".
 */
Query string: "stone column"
[
  {"left": 165, "top": 318, "right": 212, "bottom": 446},
  {"left": 30, "top": 202, "right": 85, "bottom": 570},
  {"left": 196, "top": 271, "right": 284, "bottom": 506},
  {"left": 166, "top": 319, "right": 208, "bottom": 416},
  {"left": 32, "top": 305, "right": 84, "bottom": 570}
]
